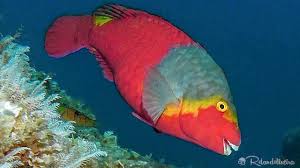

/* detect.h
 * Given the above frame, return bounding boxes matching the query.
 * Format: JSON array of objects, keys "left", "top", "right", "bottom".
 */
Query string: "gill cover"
[
  {"left": 178, "top": 98, "right": 201, "bottom": 140},
  {"left": 178, "top": 95, "right": 226, "bottom": 140}
]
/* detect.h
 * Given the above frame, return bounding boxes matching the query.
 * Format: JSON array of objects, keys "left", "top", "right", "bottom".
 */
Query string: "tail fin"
[{"left": 45, "top": 15, "right": 92, "bottom": 58}]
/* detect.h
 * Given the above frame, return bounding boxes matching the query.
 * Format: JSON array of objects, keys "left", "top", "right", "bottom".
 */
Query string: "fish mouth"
[{"left": 223, "top": 139, "right": 239, "bottom": 156}]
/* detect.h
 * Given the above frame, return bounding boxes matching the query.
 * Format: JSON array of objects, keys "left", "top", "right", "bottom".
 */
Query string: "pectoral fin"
[
  {"left": 131, "top": 112, "right": 154, "bottom": 127},
  {"left": 142, "top": 68, "right": 179, "bottom": 124}
]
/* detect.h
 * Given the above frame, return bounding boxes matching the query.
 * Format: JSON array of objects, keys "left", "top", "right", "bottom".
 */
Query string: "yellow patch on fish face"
[
  {"left": 181, "top": 96, "right": 223, "bottom": 116},
  {"left": 181, "top": 96, "right": 238, "bottom": 124},
  {"left": 161, "top": 96, "right": 238, "bottom": 124},
  {"left": 94, "top": 16, "right": 113, "bottom": 26}
]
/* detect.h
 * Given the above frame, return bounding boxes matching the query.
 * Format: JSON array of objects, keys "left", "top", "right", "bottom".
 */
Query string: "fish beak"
[{"left": 223, "top": 139, "right": 239, "bottom": 156}]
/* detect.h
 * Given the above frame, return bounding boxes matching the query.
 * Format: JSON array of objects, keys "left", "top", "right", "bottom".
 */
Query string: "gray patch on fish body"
[{"left": 157, "top": 44, "right": 232, "bottom": 102}]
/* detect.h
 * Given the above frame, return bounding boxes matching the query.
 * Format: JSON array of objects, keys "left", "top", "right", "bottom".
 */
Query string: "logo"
[
  {"left": 237, "top": 155, "right": 295, "bottom": 167},
  {"left": 238, "top": 157, "right": 246, "bottom": 166}
]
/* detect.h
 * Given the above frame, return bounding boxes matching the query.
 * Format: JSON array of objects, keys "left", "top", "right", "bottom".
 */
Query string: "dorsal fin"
[
  {"left": 93, "top": 4, "right": 141, "bottom": 20},
  {"left": 94, "top": 4, "right": 130, "bottom": 19},
  {"left": 88, "top": 47, "right": 114, "bottom": 82},
  {"left": 93, "top": 4, "right": 148, "bottom": 26}
]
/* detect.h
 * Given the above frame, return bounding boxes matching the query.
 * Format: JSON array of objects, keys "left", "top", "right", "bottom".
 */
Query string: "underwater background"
[{"left": 1, "top": 0, "right": 299, "bottom": 167}]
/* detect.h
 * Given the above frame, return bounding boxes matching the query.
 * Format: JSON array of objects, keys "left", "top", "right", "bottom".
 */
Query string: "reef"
[
  {"left": 0, "top": 34, "right": 176, "bottom": 168},
  {"left": 282, "top": 127, "right": 300, "bottom": 168}
]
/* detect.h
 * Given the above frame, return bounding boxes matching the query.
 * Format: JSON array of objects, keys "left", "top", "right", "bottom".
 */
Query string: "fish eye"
[{"left": 216, "top": 101, "right": 227, "bottom": 112}]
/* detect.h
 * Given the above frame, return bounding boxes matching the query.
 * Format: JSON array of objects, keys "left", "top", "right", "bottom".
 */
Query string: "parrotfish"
[{"left": 45, "top": 4, "right": 241, "bottom": 155}]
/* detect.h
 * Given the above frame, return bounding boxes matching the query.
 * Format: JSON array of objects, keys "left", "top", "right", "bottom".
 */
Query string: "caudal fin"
[{"left": 45, "top": 15, "right": 92, "bottom": 58}]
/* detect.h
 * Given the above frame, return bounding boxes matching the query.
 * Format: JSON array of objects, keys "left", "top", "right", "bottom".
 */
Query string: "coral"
[
  {"left": 31, "top": 70, "right": 96, "bottom": 127},
  {"left": 0, "top": 34, "right": 176, "bottom": 168},
  {"left": 0, "top": 147, "right": 30, "bottom": 168},
  {"left": 53, "top": 138, "right": 107, "bottom": 168},
  {"left": 0, "top": 35, "right": 106, "bottom": 168}
]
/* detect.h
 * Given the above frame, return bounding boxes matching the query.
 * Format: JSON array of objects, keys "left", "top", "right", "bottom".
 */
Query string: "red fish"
[{"left": 45, "top": 4, "right": 241, "bottom": 155}]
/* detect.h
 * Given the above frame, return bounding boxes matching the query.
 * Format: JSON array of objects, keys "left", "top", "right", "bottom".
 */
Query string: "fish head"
[{"left": 179, "top": 96, "right": 241, "bottom": 155}]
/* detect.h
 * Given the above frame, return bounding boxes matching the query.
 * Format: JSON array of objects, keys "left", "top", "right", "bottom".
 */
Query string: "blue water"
[{"left": 1, "top": 0, "right": 299, "bottom": 167}]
